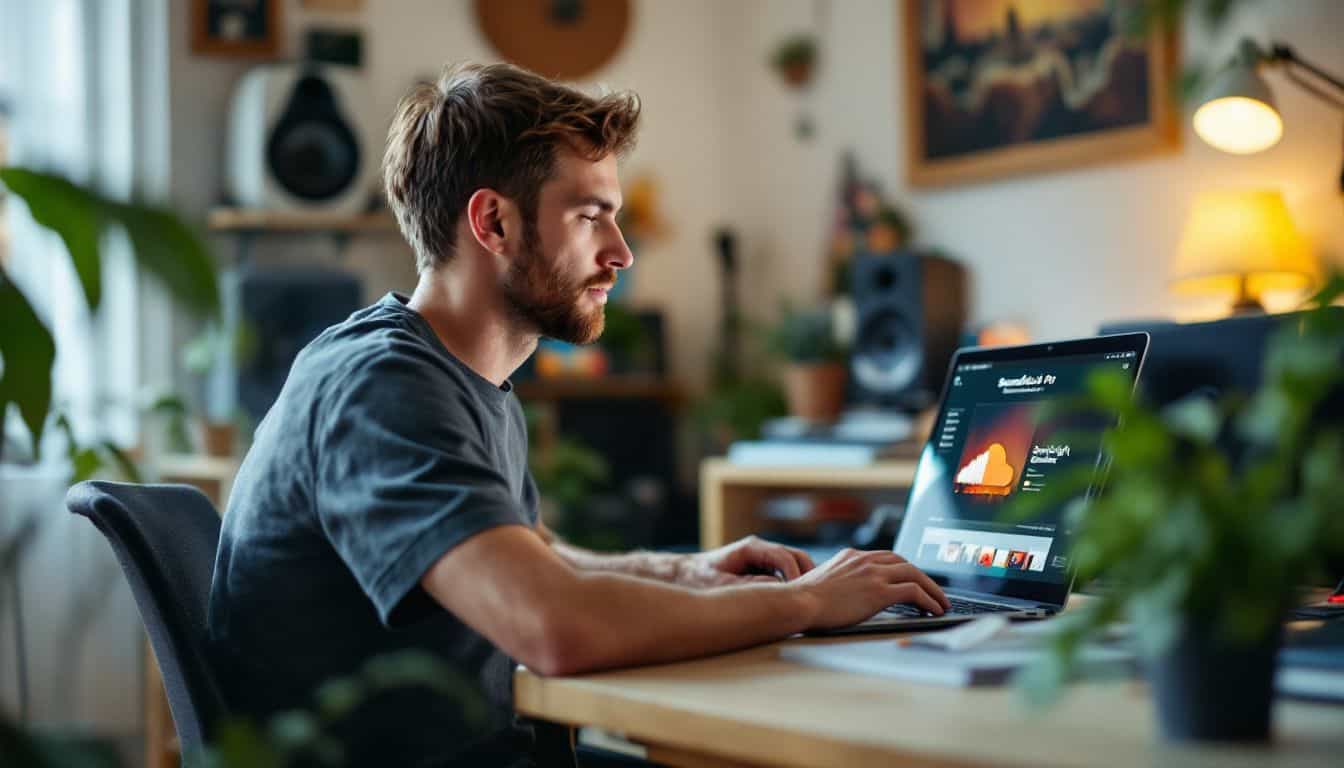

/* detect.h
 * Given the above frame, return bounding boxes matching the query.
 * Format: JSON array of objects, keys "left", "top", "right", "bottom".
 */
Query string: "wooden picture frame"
[
  {"left": 902, "top": 0, "right": 1178, "bottom": 187},
  {"left": 191, "top": 0, "right": 283, "bottom": 58}
]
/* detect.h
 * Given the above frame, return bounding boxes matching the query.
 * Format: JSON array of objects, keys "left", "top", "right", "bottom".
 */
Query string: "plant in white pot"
[
  {"left": 181, "top": 321, "right": 259, "bottom": 458},
  {"left": 768, "top": 304, "right": 849, "bottom": 424},
  {"left": 1009, "top": 275, "right": 1344, "bottom": 742}
]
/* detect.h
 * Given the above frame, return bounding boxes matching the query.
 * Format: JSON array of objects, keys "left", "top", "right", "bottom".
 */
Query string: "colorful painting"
[{"left": 903, "top": 0, "right": 1177, "bottom": 186}]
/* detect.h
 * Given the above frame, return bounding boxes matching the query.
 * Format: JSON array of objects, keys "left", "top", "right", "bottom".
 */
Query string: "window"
[{"left": 1, "top": 0, "right": 154, "bottom": 455}]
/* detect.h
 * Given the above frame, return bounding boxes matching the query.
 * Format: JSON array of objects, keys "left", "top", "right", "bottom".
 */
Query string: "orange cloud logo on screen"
[{"left": 954, "top": 443, "right": 1017, "bottom": 496}]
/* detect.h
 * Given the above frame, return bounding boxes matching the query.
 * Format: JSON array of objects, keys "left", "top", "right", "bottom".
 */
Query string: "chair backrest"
[{"left": 66, "top": 481, "right": 228, "bottom": 755}]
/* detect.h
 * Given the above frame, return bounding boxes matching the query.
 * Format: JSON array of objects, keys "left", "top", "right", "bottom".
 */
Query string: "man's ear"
[{"left": 465, "top": 188, "right": 521, "bottom": 258}]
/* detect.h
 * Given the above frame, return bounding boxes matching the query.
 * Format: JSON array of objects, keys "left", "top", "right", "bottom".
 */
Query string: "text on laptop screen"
[{"left": 894, "top": 348, "right": 1140, "bottom": 592}]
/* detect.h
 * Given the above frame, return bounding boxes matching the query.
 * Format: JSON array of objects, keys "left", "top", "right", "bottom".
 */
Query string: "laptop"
[{"left": 817, "top": 332, "right": 1149, "bottom": 635}]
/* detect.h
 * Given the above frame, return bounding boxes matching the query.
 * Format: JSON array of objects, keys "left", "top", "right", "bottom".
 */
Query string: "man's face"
[{"left": 501, "top": 150, "right": 633, "bottom": 345}]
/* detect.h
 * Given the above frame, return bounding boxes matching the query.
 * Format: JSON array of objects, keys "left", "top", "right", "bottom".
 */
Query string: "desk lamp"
[
  {"left": 1193, "top": 39, "right": 1344, "bottom": 191},
  {"left": 1170, "top": 189, "right": 1317, "bottom": 315}
]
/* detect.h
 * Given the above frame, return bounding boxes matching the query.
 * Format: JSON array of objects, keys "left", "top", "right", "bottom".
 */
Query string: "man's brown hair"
[{"left": 383, "top": 62, "right": 641, "bottom": 273}]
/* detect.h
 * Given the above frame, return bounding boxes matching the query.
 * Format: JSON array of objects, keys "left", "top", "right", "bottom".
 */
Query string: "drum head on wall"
[{"left": 474, "top": 0, "right": 631, "bottom": 80}]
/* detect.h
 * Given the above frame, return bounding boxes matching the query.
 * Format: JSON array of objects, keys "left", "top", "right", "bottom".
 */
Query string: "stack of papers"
[
  {"left": 1277, "top": 619, "right": 1344, "bottom": 703},
  {"left": 780, "top": 616, "right": 1135, "bottom": 687}
]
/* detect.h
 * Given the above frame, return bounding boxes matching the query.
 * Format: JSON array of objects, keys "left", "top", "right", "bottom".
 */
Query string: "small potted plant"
[
  {"left": 769, "top": 35, "right": 818, "bottom": 89},
  {"left": 1010, "top": 274, "right": 1344, "bottom": 742},
  {"left": 182, "top": 321, "right": 257, "bottom": 458},
  {"left": 768, "top": 305, "right": 849, "bottom": 423}
]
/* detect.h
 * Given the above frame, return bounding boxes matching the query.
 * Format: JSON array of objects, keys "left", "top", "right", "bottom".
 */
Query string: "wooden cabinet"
[{"left": 698, "top": 457, "right": 919, "bottom": 550}]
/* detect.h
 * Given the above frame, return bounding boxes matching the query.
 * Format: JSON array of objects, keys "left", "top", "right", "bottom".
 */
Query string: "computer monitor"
[{"left": 1101, "top": 309, "right": 1344, "bottom": 585}]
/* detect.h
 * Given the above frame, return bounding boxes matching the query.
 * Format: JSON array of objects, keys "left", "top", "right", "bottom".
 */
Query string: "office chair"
[{"left": 65, "top": 481, "right": 229, "bottom": 757}]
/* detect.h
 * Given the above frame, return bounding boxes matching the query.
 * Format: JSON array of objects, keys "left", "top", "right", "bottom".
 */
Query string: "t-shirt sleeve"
[{"left": 313, "top": 340, "right": 528, "bottom": 627}]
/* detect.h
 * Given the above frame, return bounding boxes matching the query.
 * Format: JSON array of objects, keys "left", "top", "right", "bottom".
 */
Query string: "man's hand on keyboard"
[
  {"left": 679, "top": 535, "right": 816, "bottom": 588},
  {"left": 793, "top": 549, "right": 950, "bottom": 630}
]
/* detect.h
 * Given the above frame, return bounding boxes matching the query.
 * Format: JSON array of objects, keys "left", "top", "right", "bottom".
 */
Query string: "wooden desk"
[
  {"left": 514, "top": 633, "right": 1344, "bottom": 768},
  {"left": 698, "top": 458, "right": 918, "bottom": 550}
]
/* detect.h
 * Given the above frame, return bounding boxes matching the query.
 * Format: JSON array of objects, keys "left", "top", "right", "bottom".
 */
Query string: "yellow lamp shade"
[
  {"left": 1171, "top": 190, "right": 1317, "bottom": 307},
  {"left": 1193, "top": 96, "right": 1283, "bottom": 154}
]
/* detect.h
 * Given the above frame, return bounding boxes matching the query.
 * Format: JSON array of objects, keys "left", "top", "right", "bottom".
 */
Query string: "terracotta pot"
[
  {"left": 200, "top": 420, "right": 237, "bottom": 458},
  {"left": 784, "top": 362, "right": 847, "bottom": 423},
  {"left": 781, "top": 61, "right": 813, "bottom": 87}
]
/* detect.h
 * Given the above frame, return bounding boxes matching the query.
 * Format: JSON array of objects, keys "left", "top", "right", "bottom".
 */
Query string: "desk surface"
[{"left": 514, "top": 632, "right": 1344, "bottom": 768}]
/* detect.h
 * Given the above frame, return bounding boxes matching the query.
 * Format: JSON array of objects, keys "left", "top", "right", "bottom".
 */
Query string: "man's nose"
[{"left": 606, "top": 230, "right": 634, "bottom": 271}]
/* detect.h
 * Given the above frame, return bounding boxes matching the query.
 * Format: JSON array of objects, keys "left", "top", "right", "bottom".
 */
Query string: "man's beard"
[{"left": 501, "top": 222, "right": 615, "bottom": 345}]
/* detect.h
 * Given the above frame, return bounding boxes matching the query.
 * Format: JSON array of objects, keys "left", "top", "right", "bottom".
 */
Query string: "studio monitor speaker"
[
  {"left": 226, "top": 64, "right": 378, "bottom": 214},
  {"left": 849, "top": 251, "right": 967, "bottom": 410}
]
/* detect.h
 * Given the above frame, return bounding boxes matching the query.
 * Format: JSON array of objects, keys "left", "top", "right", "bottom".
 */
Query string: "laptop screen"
[{"left": 893, "top": 333, "right": 1147, "bottom": 607}]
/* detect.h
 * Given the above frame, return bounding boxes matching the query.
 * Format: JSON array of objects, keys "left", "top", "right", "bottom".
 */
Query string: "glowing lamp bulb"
[{"left": 1193, "top": 96, "right": 1284, "bottom": 155}]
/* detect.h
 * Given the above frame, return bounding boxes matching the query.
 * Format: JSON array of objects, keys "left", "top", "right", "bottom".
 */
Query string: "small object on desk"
[
  {"left": 1277, "top": 619, "right": 1344, "bottom": 703},
  {"left": 1291, "top": 580, "right": 1344, "bottom": 619},
  {"left": 781, "top": 616, "right": 1134, "bottom": 687},
  {"left": 1293, "top": 604, "right": 1344, "bottom": 619}
]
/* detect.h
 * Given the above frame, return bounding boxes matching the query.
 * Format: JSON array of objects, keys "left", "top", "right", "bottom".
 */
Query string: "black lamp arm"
[{"left": 1269, "top": 43, "right": 1344, "bottom": 108}]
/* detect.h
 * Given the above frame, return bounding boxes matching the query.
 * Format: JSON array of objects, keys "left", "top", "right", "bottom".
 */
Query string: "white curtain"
[
  {"left": 1, "top": 0, "right": 171, "bottom": 745},
  {"left": 1, "top": 0, "right": 165, "bottom": 452}
]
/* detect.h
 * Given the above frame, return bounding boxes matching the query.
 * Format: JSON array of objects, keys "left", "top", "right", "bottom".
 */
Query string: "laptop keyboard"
[{"left": 881, "top": 597, "right": 1021, "bottom": 618}]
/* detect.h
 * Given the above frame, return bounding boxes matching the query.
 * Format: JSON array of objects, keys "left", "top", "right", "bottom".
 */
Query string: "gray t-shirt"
[{"left": 208, "top": 292, "right": 549, "bottom": 767}]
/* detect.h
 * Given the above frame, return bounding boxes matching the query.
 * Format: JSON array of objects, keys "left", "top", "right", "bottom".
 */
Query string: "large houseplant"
[
  {"left": 1010, "top": 275, "right": 1344, "bottom": 741},
  {"left": 1, "top": 166, "right": 219, "bottom": 764},
  {"left": 0, "top": 167, "right": 220, "bottom": 462}
]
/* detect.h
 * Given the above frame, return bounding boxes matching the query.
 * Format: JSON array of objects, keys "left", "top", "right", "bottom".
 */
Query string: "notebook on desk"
[
  {"left": 784, "top": 616, "right": 1136, "bottom": 686},
  {"left": 815, "top": 332, "right": 1149, "bottom": 635}
]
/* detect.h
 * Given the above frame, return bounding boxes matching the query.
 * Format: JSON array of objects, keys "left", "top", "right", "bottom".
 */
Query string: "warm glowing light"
[
  {"left": 1171, "top": 190, "right": 1317, "bottom": 312},
  {"left": 1192, "top": 96, "right": 1283, "bottom": 155}
]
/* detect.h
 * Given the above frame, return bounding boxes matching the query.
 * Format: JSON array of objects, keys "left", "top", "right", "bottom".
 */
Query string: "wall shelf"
[
  {"left": 515, "top": 375, "right": 685, "bottom": 404},
  {"left": 206, "top": 208, "right": 400, "bottom": 234}
]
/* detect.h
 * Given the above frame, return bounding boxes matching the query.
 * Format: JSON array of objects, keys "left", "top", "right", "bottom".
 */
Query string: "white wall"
[
  {"left": 169, "top": 0, "right": 728, "bottom": 389},
  {"left": 166, "top": 0, "right": 1344, "bottom": 370},
  {"left": 719, "top": 0, "right": 1344, "bottom": 342}
]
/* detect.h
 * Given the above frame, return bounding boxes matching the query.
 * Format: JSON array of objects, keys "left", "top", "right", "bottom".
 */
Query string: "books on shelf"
[
  {"left": 761, "top": 410, "right": 914, "bottom": 443},
  {"left": 729, "top": 410, "right": 921, "bottom": 467},
  {"left": 727, "top": 440, "right": 914, "bottom": 467}
]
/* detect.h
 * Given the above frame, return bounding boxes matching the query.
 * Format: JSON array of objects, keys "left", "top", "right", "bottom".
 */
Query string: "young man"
[{"left": 208, "top": 62, "right": 948, "bottom": 767}]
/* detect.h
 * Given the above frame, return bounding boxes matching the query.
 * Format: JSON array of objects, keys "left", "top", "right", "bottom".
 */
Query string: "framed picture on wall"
[
  {"left": 192, "top": 0, "right": 283, "bottom": 58},
  {"left": 902, "top": 0, "right": 1178, "bottom": 187}
]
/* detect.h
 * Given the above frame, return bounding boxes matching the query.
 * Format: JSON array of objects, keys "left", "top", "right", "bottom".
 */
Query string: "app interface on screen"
[{"left": 896, "top": 349, "right": 1139, "bottom": 586}]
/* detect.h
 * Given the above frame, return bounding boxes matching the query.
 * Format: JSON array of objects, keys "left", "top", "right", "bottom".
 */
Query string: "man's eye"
[{"left": 580, "top": 215, "right": 599, "bottom": 224}]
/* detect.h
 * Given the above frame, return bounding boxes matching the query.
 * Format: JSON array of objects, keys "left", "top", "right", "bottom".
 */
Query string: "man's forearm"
[
  {"left": 545, "top": 570, "right": 818, "bottom": 675},
  {"left": 550, "top": 540, "right": 687, "bottom": 584}
]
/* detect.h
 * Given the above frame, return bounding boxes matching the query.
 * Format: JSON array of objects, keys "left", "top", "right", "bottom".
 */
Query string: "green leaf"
[
  {"left": 314, "top": 678, "right": 365, "bottom": 721},
  {"left": 1305, "top": 271, "right": 1344, "bottom": 309},
  {"left": 69, "top": 448, "right": 102, "bottom": 483},
  {"left": 112, "top": 201, "right": 220, "bottom": 319},
  {"left": 0, "top": 265, "right": 57, "bottom": 453},
  {"left": 202, "top": 719, "right": 283, "bottom": 768},
  {"left": 148, "top": 393, "right": 188, "bottom": 415},
  {"left": 1160, "top": 396, "right": 1220, "bottom": 445},
  {"left": 100, "top": 442, "right": 143, "bottom": 483},
  {"left": 267, "top": 711, "right": 321, "bottom": 752},
  {"left": 1238, "top": 388, "right": 1292, "bottom": 446},
  {"left": 0, "top": 167, "right": 104, "bottom": 311}
]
